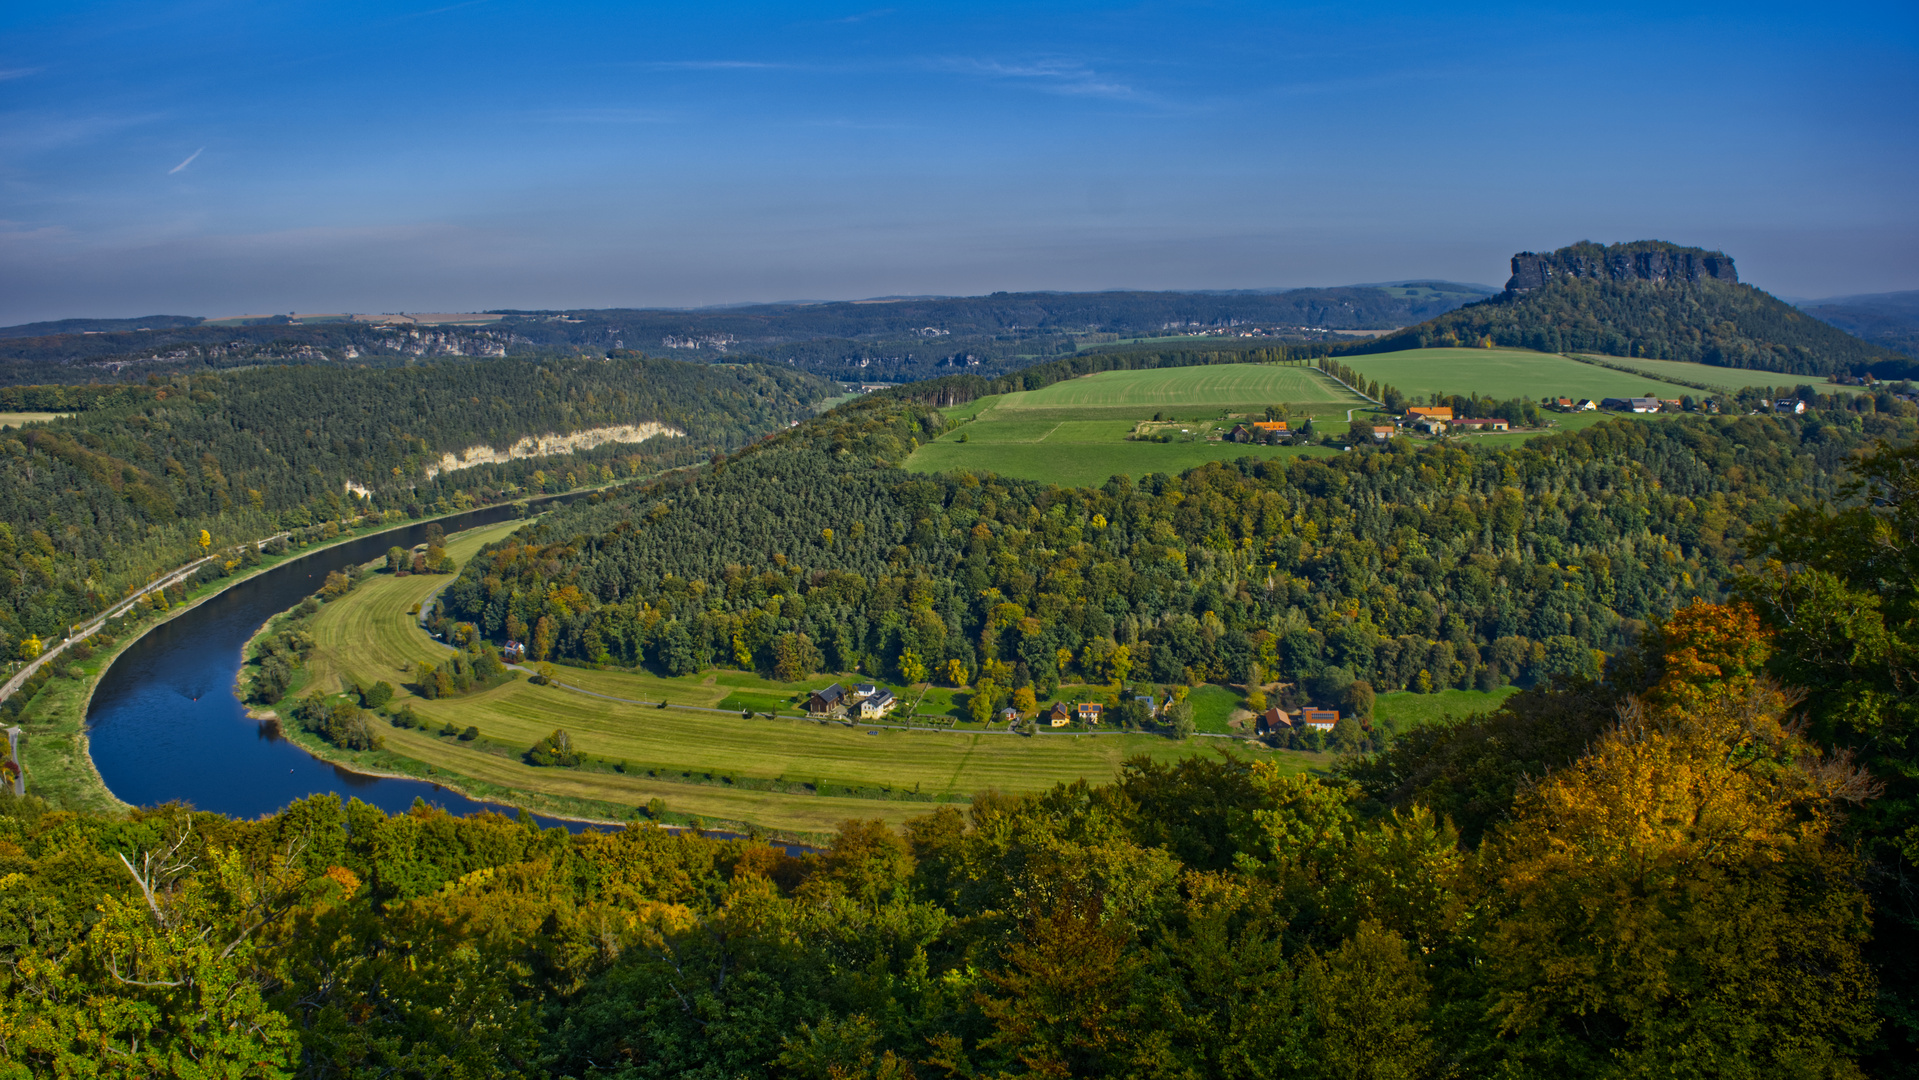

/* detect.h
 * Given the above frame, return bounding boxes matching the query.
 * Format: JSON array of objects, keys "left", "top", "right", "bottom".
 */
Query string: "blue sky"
[{"left": 1, "top": 1, "right": 1914, "bottom": 322}]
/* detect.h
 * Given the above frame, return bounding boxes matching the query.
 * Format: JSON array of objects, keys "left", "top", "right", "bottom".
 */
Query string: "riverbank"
[{"left": 12, "top": 500, "right": 554, "bottom": 812}]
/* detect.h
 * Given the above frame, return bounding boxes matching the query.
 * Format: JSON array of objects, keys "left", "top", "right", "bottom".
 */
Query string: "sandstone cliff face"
[
  {"left": 421, "top": 422, "right": 684, "bottom": 479},
  {"left": 1506, "top": 241, "right": 1738, "bottom": 292}
]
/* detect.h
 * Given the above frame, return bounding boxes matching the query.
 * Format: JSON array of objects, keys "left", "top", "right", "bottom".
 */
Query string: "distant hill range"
[
  {"left": 0, "top": 314, "right": 206, "bottom": 340},
  {"left": 1343, "top": 240, "right": 1908, "bottom": 377},
  {"left": 0, "top": 285, "right": 1491, "bottom": 387},
  {"left": 1797, "top": 290, "right": 1919, "bottom": 364}
]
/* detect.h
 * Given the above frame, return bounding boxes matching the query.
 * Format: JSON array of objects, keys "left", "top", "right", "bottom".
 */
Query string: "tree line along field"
[
  {"left": 282, "top": 520, "right": 1297, "bottom": 834},
  {"left": 906, "top": 362, "right": 1371, "bottom": 487}
]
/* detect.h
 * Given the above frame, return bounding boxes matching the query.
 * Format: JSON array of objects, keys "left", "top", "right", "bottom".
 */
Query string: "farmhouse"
[
  {"left": 1406, "top": 406, "right": 1453, "bottom": 422},
  {"left": 1077, "top": 702, "right": 1104, "bottom": 724},
  {"left": 502, "top": 640, "right": 525, "bottom": 662},
  {"left": 1371, "top": 425, "right": 1395, "bottom": 441},
  {"left": 1000, "top": 707, "right": 1021, "bottom": 724},
  {"left": 1300, "top": 708, "right": 1340, "bottom": 731},
  {"left": 1048, "top": 702, "right": 1072, "bottom": 727},
  {"left": 1452, "top": 417, "right": 1509, "bottom": 431},
  {"left": 1554, "top": 397, "right": 1574, "bottom": 410},
  {"left": 1575, "top": 399, "right": 1597, "bottom": 411},
  {"left": 807, "top": 683, "right": 847, "bottom": 718},
  {"left": 1229, "top": 420, "right": 1289, "bottom": 443},
  {"left": 1256, "top": 707, "right": 1290, "bottom": 735},
  {"left": 1602, "top": 397, "right": 1661, "bottom": 413},
  {"left": 1133, "top": 694, "right": 1157, "bottom": 715},
  {"left": 857, "top": 688, "right": 896, "bottom": 719},
  {"left": 1775, "top": 398, "right": 1807, "bottom": 414},
  {"left": 1412, "top": 416, "right": 1448, "bottom": 436}
]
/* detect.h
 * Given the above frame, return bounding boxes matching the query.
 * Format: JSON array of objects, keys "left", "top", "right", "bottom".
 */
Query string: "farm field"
[
  {"left": 0, "top": 411, "right": 69, "bottom": 427},
  {"left": 295, "top": 521, "right": 1310, "bottom": 834},
  {"left": 1568, "top": 354, "right": 1869, "bottom": 394},
  {"left": 1344, "top": 348, "right": 1706, "bottom": 402},
  {"left": 908, "top": 363, "right": 1368, "bottom": 486},
  {"left": 1373, "top": 686, "right": 1520, "bottom": 730}
]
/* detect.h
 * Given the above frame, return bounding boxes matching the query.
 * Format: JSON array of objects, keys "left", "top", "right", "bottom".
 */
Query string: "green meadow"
[
  {"left": 1344, "top": 347, "right": 1707, "bottom": 401},
  {"left": 285, "top": 521, "right": 1317, "bottom": 835},
  {"left": 908, "top": 363, "right": 1370, "bottom": 486}
]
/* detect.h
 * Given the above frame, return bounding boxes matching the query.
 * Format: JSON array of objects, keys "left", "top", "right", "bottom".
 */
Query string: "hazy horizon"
[{"left": 3, "top": 1, "right": 1914, "bottom": 325}]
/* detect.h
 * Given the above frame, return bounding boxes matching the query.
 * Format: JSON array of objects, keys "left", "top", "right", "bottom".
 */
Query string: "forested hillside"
[
  {"left": 0, "top": 355, "right": 831, "bottom": 654},
  {"left": 1345, "top": 240, "right": 1900, "bottom": 376},
  {"left": 442, "top": 368, "right": 1917, "bottom": 708},
  {"left": 1801, "top": 289, "right": 1919, "bottom": 370},
  {"left": 0, "top": 593, "right": 1904, "bottom": 1076}
]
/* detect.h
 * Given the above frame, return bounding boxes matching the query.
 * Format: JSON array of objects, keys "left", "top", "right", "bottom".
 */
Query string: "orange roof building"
[{"left": 1406, "top": 406, "right": 1453, "bottom": 421}]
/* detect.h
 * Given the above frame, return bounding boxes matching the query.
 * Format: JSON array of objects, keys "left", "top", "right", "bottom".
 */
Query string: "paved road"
[{"left": 0, "top": 532, "right": 290, "bottom": 705}]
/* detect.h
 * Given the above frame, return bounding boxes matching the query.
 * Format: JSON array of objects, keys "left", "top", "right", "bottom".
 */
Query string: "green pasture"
[
  {"left": 998, "top": 363, "right": 1360, "bottom": 411},
  {"left": 294, "top": 521, "right": 1317, "bottom": 834},
  {"left": 1345, "top": 348, "right": 1705, "bottom": 402},
  {"left": 1187, "top": 684, "right": 1243, "bottom": 734},
  {"left": 1568, "top": 354, "right": 1868, "bottom": 395},
  {"left": 909, "top": 363, "right": 1366, "bottom": 486},
  {"left": 1373, "top": 686, "right": 1520, "bottom": 729}
]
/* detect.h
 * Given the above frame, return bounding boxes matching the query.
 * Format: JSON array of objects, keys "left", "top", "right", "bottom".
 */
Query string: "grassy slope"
[
  {"left": 907, "top": 364, "right": 1366, "bottom": 486},
  {"left": 293, "top": 522, "right": 1316, "bottom": 835},
  {"left": 1344, "top": 348, "right": 1709, "bottom": 401},
  {"left": 1569, "top": 354, "right": 1868, "bottom": 394},
  {"left": 1373, "top": 686, "right": 1520, "bottom": 729}
]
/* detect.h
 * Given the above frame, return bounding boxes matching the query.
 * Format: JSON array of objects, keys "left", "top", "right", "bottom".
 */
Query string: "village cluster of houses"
[
  {"left": 806, "top": 682, "right": 899, "bottom": 720},
  {"left": 1389, "top": 406, "right": 1512, "bottom": 438}
]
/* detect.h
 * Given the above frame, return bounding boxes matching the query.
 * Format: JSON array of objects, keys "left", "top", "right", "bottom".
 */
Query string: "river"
[{"left": 80, "top": 503, "right": 611, "bottom": 827}]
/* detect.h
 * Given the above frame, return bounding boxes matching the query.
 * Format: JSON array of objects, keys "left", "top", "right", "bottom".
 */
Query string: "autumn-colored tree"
[{"left": 1482, "top": 680, "right": 1878, "bottom": 1074}]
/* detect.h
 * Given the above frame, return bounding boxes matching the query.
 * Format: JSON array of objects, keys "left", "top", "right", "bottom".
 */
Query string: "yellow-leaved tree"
[{"left": 1483, "top": 602, "right": 1879, "bottom": 1076}]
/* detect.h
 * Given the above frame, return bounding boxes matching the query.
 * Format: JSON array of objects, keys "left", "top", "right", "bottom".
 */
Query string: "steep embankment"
[{"left": 1343, "top": 240, "right": 1900, "bottom": 376}]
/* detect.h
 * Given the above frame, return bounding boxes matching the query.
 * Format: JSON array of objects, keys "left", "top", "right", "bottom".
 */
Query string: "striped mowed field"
[
  {"left": 295, "top": 519, "right": 1307, "bottom": 833},
  {"left": 996, "top": 362, "right": 1360, "bottom": 410}
]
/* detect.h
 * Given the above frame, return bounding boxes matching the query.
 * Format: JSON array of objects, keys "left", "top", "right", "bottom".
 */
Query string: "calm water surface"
[{"left": 83, "top": 505, "right": 600, "bottom": 826}]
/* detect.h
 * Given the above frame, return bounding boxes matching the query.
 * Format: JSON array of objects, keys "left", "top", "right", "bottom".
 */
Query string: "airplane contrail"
[{"left": 168, "top": 147, "right": 204, "bottom": 174}]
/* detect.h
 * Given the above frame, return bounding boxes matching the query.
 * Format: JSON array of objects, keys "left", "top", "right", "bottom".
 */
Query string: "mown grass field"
[
  {"left": 1568, "top": 354, "right": 1867, "bottom": 394},
  {"left": 0, "top": 411, "right": 69, "bottom": 427},
  {"left": 1373, "top": 686, "right": 1520, "bottom": 729},
  {"left": 296, "top": 522, "right": 1316, "bottom": 834},
  {"left": 1344, "top": 348, "right": 1706, "bottom": 402},
  {"left": 907, "top": 363, "right": 1367, "bottom": 486}
]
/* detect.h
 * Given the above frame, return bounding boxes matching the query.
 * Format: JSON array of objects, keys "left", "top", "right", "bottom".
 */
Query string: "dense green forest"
[
  {"left": 1345, "top": 241, "right": 1899, "bottom": 376},
  {"left": 2, "top": 576, "right": 1913, "bottom": 1076},
  {"left": 0, "top": 355, "right": 831, "bottom": 657},
  {"left": 440, "top": 368, "right": 1917, "bottom": 711},
  {"left": 0, "top": 286, "right": 1482, "bottom": 386}
]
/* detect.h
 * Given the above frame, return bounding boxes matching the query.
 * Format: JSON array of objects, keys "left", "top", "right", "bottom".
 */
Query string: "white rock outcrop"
[{"left": 423, "top": 422, "right": 684, "bottom": 479}]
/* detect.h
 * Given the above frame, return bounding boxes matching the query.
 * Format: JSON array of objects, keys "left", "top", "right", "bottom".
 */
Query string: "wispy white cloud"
[
  {"left": 936, "top": 57, "right": 1140, "bottom": 100},
  {"left": 0, "top": 68, "right": 42, "bottom": 81},
  {"left": 826, "top": 8, "right": 893, "bottom": 24},
  {"left": 167, "top": 147, "right": 203, "bottom": 174}
]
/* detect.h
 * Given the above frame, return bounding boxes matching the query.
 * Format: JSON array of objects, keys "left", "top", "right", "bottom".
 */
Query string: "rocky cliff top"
[{"left": 1506, "top": 240, "right": 1737, "bottom": 293}]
